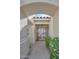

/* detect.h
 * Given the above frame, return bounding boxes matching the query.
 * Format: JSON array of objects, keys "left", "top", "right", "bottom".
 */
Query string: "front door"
[{"left": 36, "top": 24, "right": 49, "bottom": 41}]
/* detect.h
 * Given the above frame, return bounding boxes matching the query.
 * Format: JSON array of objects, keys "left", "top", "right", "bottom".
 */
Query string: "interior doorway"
[{"left": 35, "top": 24, "right": 49, "bottom": 41}]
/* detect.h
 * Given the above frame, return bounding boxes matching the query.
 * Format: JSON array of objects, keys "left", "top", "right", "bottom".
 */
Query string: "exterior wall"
[
  {"left": 53, "top": 10, "right": 59, "bottom": 37},
  {"left": 20, "top": 19, "right": 34, "bottom": 59},
  {"left": 49, "top": 17, "right": 54, "bottom": 38},
  {"left": 20, "top": 12, "right": 26, "bottom": 19},
  {"left": 20, "top": 25, "right": 31, "bottom": 59},
  {"left": 47, "top": 13, "right": 59, "bottom": 38},
  {"left": 20, "top": 18, "right": 27, "bottom": 31},
  {"left": 30, "top": 24, "right": 36, "bottom": 44}
]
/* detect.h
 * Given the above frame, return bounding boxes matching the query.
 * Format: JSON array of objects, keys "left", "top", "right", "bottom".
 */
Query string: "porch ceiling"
[
  {"left": 20, "top": 0, "right": 59, "bottom": 7},
  {"left": 20, "top": 2, "right": 59, "bottom": 19}
]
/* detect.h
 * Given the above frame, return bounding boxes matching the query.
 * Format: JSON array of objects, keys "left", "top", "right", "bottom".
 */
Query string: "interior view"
[{"left": 20, "top": 0, "right": 59, "bottom": 59}]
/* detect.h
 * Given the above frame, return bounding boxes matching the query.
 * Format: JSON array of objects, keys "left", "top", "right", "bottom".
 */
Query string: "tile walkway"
[{"left": 29, "top": 41, "right": 50, "bottom": 59}]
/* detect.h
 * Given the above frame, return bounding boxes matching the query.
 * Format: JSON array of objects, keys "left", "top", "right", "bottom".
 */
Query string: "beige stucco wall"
[
  {"left": 20, "top": 18, "right": 27, "bottom": 31},
  {"left": 31, "top": 24, "right": 36, "bottom": 43},
  {"left": 49, "top": 17, "right": 54, "bottom": 38},
  {"left": 20, "top": 25, "right": 32, "bottom": 58},
  {"left": 53, "top": 10, "right": 59, "bottom": 37}
]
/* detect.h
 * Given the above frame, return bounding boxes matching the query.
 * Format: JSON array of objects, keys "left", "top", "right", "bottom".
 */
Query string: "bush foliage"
[{"left": 45, "top": 36, "right": 59, "bottom": 59}]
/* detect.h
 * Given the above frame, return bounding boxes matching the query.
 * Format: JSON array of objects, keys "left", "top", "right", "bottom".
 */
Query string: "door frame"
[{"left": 35, "top": 24, "right": 49, "bottom": 41}]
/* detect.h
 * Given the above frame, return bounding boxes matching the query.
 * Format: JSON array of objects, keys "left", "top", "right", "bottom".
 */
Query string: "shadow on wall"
[
  {"left": 20, "top": 25, "right": 31, "bottom": 59},
  {"left": 20, "top": 24, "right": 34, "bottom": 59},
  {"left": 20, "top": 26, "right": 28, "bottom": 41}
]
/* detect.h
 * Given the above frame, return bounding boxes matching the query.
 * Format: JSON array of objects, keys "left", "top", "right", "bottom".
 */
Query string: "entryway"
[{"left": 35, "top": 24, "right": 49, "bottom": 41}]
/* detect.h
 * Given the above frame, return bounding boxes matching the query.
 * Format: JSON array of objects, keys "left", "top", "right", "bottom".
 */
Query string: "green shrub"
[{"left": 45, "top": 36, "right": 59, "bottom": 59}]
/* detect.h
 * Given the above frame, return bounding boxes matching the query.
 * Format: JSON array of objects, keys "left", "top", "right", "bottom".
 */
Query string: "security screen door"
[{"left": 36, "top": 24, "right": 49, "bottom": 41}]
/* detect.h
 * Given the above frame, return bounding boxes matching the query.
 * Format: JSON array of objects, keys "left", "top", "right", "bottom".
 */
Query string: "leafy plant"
[{"left": 45, "top": 36, "right": 59, "bottom": 59}]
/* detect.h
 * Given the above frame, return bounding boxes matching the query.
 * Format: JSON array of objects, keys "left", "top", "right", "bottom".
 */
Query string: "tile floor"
[{"left": 28, "top": 41, "right": 50, "bottom": 59}]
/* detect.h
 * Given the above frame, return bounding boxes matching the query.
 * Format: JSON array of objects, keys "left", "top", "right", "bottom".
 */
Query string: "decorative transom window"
[{"left": 29, "top": 14, "right": 51, "bottom": 19}]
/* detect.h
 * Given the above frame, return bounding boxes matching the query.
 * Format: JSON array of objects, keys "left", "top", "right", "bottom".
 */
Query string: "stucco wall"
[
  {"left": 20, "top": 18, "right": 27, "bottom": 31},
  {"left": 53, "top": 10, "right": 59, "bottom": 37},
  {"left": 49, "top": 17, "right": 54, "bottom": 38},
  {"left": 20, "top": 19, "right": 34, "bottom": 59},
  {"left": 20, "top": 25, "right": 31, "bottom": 59}
]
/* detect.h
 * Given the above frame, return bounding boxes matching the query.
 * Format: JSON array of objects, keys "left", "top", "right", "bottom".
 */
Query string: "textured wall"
[
  {"left": 20, "top": 23, "right": 33, "bottom": 59},
  {"left": 20, "top": 18, "right": 27, "bottom": 30},
  {"left": 20, "top": 18, "right": 35, "bottom": 59},
  {"left": 53, "top": 10, "right": 59, "bottom": 37},
  {"left": 49, "top": 17, "right": 54, "bottom": 38}
]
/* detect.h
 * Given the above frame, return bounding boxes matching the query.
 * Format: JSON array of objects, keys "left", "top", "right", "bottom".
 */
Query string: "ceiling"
[
  {"left": 20, "top": 0, "right": 59, "bottom": 19},
  {"left": 20, "top": 0, "right": 59, "bottom": 7}
]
